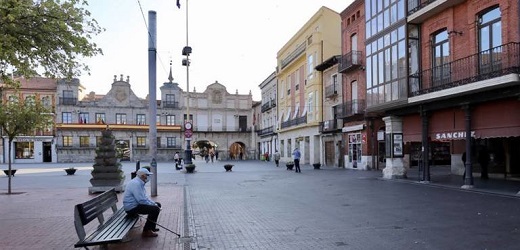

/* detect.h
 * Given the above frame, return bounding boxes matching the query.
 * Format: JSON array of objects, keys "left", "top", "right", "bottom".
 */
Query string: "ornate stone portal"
[{"left": 88, "top": 128, "right": 126, "bottom": 194}]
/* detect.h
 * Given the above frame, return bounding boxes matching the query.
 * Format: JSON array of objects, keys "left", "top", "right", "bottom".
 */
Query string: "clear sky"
[{"left": 81, "top": 0, "right": 354, "bottom": 101}]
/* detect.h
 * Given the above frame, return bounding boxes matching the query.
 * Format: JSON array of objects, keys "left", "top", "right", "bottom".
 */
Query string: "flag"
[{"left": 177, "top": 0, "right": 180, "bottom": 8}]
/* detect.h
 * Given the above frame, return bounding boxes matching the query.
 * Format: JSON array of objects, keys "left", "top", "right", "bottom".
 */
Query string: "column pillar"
[{"left": 382, "top": 116, "right": 406, "bottom": 179}]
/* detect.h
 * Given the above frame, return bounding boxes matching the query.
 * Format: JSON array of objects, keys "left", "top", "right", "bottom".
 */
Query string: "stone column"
[{"left": 382, "top": 116, "right": 406, "bottom": 179}]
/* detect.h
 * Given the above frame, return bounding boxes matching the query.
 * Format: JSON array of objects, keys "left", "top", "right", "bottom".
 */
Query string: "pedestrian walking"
[
  {"left": 273, "top": 150, "right": 281, "bottom": 167},
  {"left": 292, "top": 148, "right": 301, "bottom": 173}
]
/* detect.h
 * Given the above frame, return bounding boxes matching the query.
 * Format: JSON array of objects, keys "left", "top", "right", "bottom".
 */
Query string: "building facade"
[
  {"left": 276, "top": 6, "right": 341, "bottom": 165},
  {"left": 1, "top": 77, "right": 56, "bottom": 163},
  {"left": 315, "top": 55, "right": 344, "bottom": 167},
  {"left": 257, "top": 71, "right": 278, "bottom": 161}
]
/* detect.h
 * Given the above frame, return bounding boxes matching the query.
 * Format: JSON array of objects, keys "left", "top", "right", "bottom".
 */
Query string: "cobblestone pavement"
[{"left": 1, "top": 160, "right": 520, "bottom": 249}]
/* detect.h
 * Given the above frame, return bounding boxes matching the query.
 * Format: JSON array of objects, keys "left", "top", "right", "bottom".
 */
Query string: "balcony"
[
  {"left": 319, "top": 119, "right": 341, "bottom": 133},
  {"left": 280, "top": 42, "right": 306, "bottom": 70},
  {"left": 162, "top": 101, "right": 179, "bottom": 109},
  {"left": 408, "top": 0, "right": 465, "bottom": 23},
  {"left": 261, "top": 100, "right": 276, "bottom": 113},
  {"left": 257, "top": 126, "right": 274, "bottom": 136},
  {"left": 325, "top": 83, "right": 339, "bottom": 98},
  {"left": 335, "top": 99, "right": 366, "bottom": 118},
  {"left": 338, "top": 51, "right": 363, "bottom": 73},
  {"left": 409, "top": 42, "right": 520, "bottom": 99},
  {"left": 281, "top": 116, "right": 307, "bottom": 129},
  {"left": 59, "top": 97, "right": 77, "bottom": 105}
]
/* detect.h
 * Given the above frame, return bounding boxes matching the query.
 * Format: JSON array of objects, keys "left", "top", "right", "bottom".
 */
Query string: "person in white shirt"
[{"left": 123, "top": 168, "right": 161, "bottom": 237}]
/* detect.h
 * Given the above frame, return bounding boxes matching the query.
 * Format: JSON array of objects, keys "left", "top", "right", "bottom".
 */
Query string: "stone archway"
[
  {"left": 192, "top": 140, "right": 220, "bottom": 161},
  {"left": 229, "top": 142, "right": 247, "bottom": 160}
]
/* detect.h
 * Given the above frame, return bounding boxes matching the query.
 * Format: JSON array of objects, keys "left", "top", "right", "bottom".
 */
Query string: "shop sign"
[
  {"left": 15, "top": 138, "right": 46, "bottom": 142},
  {"left": 435, "top": 131, "right": 475, "bottom": 140}
]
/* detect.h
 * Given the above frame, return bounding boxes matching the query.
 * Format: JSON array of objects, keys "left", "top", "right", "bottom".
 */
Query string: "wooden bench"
[{"left": 74, "top": 188, "right": 139, "bottom": 249}]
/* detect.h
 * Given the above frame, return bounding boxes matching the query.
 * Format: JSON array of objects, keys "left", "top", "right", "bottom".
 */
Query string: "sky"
[{"left": 81, "top": 0, "right": 354, "bottom": 101}]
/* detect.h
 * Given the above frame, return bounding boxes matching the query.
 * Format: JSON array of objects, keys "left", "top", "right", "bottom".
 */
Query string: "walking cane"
[{"left": 138, "top": 215, "right": 181, "bottom": 238}]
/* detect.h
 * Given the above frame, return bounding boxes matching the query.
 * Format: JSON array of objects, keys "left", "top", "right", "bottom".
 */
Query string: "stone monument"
[{"left": 88, "top": 128, "right": 125, "bottom": 194}]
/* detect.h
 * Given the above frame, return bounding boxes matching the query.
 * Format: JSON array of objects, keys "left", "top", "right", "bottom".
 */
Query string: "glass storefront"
[{"left": 15, "top": 141, "right": 34, "bottom": 159}]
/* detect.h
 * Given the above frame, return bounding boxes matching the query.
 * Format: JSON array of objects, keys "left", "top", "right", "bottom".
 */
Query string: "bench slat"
[
  {"left": 75, "top": 208, "right": 138, "bottom": 248},
  {"left": 77, "top": 189, "right": 118, "bottom": 225}
]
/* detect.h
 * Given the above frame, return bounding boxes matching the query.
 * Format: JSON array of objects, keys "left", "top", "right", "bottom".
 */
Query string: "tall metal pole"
[
  {"left": 148, "top": 10, "right": 158, "bottom": 196},
  {"left": 183, "top": 0, "right": 193, "bottom": 164}
]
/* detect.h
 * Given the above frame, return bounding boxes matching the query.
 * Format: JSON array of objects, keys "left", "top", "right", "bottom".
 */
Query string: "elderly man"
[{"left": 123, "top": 168, "right": 161, "bottom": 237}]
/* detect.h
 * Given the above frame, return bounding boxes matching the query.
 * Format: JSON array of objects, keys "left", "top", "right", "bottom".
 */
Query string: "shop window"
[{"left": 15, "top": 141, "right": 34, "bottom": 159}]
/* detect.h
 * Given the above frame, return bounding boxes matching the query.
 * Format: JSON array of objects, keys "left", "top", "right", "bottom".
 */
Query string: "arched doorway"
[
  {"left": 192, "top": 140, "right": 219, "bottom": 161},
  {"left": 229, "top": 142, "right": 246, "bottom": 160}
]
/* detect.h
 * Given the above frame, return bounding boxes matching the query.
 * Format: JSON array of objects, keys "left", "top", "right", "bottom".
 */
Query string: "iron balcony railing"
[
  {"left": 59, "top": 97, "right": 77, "bottom": 105},
  {"left": 409, "top": 42, "right": 520, "bottom": 97},
  {"left": 281, "top": 116, "right": 307, "bottom": 129},
  {"left": 325, "top": 83, "right": 339, "bottom": 98},
  {"left": 335, "top": 99, "right": 366, "bottom": 118},
  {"left": 257, "top": 126, "right": 274, "bottom": 136},
  {"left": 319, "top": 119, "right": 340, "bottom": 133},
  {"left": 281, "top": 42, "right": 306, "bottom": 70},
  {"left": 338, "top": 50, "right": 363, "bottom": 73},
  {"left": 408, "top": 0, "right": 438, "bottom": 15},
  {"left": 162, "top": 101, "right": 179, "bottom": 108}
]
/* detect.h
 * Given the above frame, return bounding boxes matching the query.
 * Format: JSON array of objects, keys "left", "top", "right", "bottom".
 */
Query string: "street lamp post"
[{"left": 182, "top": 0, "right": 193, "bottom": 164}]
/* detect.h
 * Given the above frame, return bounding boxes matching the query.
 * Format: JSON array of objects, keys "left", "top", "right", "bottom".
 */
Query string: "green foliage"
[
  {"left": 0, "top": 94, "right": 52, "bottom": 142},
  {"left": 0, "top": 0, "right": 104, "bottom": 86}
]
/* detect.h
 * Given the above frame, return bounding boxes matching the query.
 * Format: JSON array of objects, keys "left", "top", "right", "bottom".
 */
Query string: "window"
[
  {"left": 96, "top": 113, "right": 106, "bottom": 124},
  {"left": 156, "top": 115, "right": 161, "bottom": 125},
  {"left": 287, "top": 139, "right": 292, "bottom": 157},
  {"left": 63, "top": 90, "right": 73, "bottom": 98},
  {"left": 307, "top": 53, "right": 314, "bottom": 79},
  {"left": 366, "top": 0, "right": 405, "bottom": 39},
  {"left": 137, "top": 114, "right": 146, "bottom": 125},
  {"left": 164, "top": 94, "right": 177, "bottom": 107},
  {"left": 432, "top": 30, "right": 450, "bottom": 85},
  {"left": 478, "top": 6, "right": 502, "bottom": 74},
  {"left": 62, "top": 112, "right": 72, "bottom": 124},
  {"left": 80, "top": 136, "right": 90, "bottom": 147},
  {"left": 166, "top": 115, "right": 175, "bottom": 125},
  {"left": 308, "top": 92, "right": 314, "bottom": 121},
  {"left": 167, "top": 137, "right": 177, "bottom": 147},
  {"left": 332, "top": 74, "right": 338, "bottom": 93},
  {"left": 136, "top": 137, "right": 146, "bottom": 147},
  {"left": 63, "top": 136, "right": 73, "bottom": 147},
  {"left": 25, "top": 95, "right": 36, "bottom": 106},
  {"left": 157, "top": 137, "right": 161, "bottom": 148},
  {"left": 79, "top": 113, "right": 89, "bottom": 124},
  {"left": 41, "top": 96, "right": 51, "bottom": 108},
  {"left": 15, "top": 141, "right": 34, "bottom": 159},
  {"left": 116, "top": 113, "right": 126, "bottom": 124}
]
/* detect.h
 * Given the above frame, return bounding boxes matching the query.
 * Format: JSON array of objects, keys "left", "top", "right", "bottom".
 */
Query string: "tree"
[
  {"left": 0, "top": 94, "right": 52, "bottom": 194},
  {"left": 0, "top": 0, "right": 103, "bottom": 86}
]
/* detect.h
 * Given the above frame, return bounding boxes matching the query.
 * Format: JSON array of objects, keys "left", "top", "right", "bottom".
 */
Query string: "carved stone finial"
[
  {"left": 120, "top": 74, "right": 123, "bottom": 81},
  {"left": 236, "top": 89, "right": 238, "bottom": 94},
  {"left": 249, "top": 90, "right": 252, "bottom": 95},
  {"left": 168, "top": 61, "right": 173, "bottom": 83},
  {"left": 113, "top": 75, "right": 117, "bottom": 82},
  {"left": 126, "top": 76, "right": 130, "bottom": 83}
]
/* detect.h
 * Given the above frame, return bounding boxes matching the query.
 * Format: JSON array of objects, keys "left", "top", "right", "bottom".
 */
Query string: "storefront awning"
[
  {"left": 301, "top": 104, "right": 307, "bottom": 117},
  {"left": 283, "top": 107, "right": 291, "bottom": 122},
  {"left": 292, "top": 105, "right": 299, "bottom": 119}
]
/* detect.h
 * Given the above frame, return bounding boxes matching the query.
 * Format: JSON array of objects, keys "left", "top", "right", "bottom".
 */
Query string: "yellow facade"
[{"left": 275, "top": 6, "right": 341, "bottom": 164}]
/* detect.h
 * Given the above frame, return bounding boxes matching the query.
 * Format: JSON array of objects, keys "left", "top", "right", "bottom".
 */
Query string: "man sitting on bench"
[{"left": 123, "top": 168, "right": 162, "bottom": 237}]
